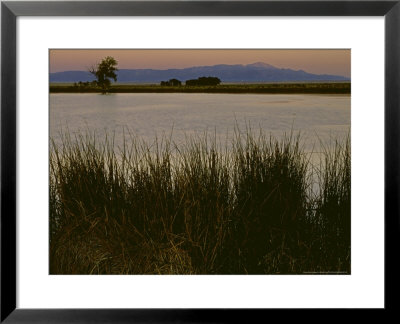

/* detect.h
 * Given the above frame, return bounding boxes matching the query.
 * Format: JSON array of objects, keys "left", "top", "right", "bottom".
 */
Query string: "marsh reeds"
[{"left": 49, "top": 129, "right": 350, "bottom": 274}]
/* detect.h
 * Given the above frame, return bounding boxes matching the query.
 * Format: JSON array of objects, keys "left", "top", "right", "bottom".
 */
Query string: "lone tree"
[{"left": 89, "top": 56, "right": 118, "bottom": 93}]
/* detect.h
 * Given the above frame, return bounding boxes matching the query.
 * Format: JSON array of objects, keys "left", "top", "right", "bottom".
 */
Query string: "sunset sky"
[{"left": 50, "top": 49, "right": 350, "bottom": 77}]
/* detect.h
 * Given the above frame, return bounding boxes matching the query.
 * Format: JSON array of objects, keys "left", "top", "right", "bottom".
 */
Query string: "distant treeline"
[
  {"left": 159, "top": 76, "right": 221, "bottom": 87},
  {"left": 185, "top": 77, "right": 221, "bottom": 86},
  {"left": 160, "top": 78, "right": 182, "bottom": 87},
  {"left": 50, "top": 82, "right": 351, "bottom": 94}
]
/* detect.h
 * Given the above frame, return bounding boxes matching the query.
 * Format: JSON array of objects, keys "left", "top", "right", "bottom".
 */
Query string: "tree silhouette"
[
  {"left": 185, "top": 76, "right": 221, "bottom": 86},
  {"left": 160, "top": 78, "right": 182, "bottom": 86},
  {"left": 89, "top": 56, "right": 118, "bottom": 93}
]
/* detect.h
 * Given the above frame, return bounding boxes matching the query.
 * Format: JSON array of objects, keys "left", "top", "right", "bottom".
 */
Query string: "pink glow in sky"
[{"left": 50, "top": 49, "right": 350, "bottom": 77}]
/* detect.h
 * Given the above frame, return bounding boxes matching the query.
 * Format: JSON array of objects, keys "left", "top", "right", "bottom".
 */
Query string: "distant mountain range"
[{"left": 49, "top": 62, "right": 350, "bottom": 83}]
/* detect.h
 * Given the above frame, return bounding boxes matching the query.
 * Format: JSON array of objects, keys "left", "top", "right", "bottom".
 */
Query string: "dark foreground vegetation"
[
  {"left": 49, "top": 82, "right": 351, "bottom": 94},
  {"left": 50, "top": 129, "right": 350, "bottom": 274}
]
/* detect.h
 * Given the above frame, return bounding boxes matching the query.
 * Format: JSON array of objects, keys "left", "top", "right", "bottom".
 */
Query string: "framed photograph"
[{"left": 1, "top": 0, "right": 399, "bottom": 321}]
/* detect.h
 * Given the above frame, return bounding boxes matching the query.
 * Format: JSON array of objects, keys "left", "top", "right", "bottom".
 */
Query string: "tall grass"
[
  {"left": 49, "top": 129, "right": 350, "bottom": 274},
  {"left": 310, "top": 136, "right": 351, "bottom": 273}
]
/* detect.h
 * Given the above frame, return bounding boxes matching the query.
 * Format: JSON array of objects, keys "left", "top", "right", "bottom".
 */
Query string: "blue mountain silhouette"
[{"left": 50, "top": 63, "right": 349, "bottom": 83}]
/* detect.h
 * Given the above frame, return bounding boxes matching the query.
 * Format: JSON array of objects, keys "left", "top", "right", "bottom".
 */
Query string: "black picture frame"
[{"left": 1, "top": 0, "right": 399, "bottom": 322}]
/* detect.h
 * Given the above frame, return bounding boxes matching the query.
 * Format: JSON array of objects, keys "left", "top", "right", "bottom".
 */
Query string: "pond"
[{"left": 50, "top": 93, "right": 350, "bottom": 153}]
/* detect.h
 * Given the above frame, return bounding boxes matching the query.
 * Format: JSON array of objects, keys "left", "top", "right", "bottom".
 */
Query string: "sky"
[{"left": 50, "top": 49, "right": 350, "bottom": 77}]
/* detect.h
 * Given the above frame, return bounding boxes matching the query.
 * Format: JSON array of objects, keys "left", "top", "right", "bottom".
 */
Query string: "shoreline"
[{"left": 49, "top": 82, "right": 351, "bottom": 94}]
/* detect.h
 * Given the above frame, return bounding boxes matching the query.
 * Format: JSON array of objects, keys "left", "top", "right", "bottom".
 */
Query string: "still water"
[{"left": 50, "top": 93, "right": 350, "bottom": 151}]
